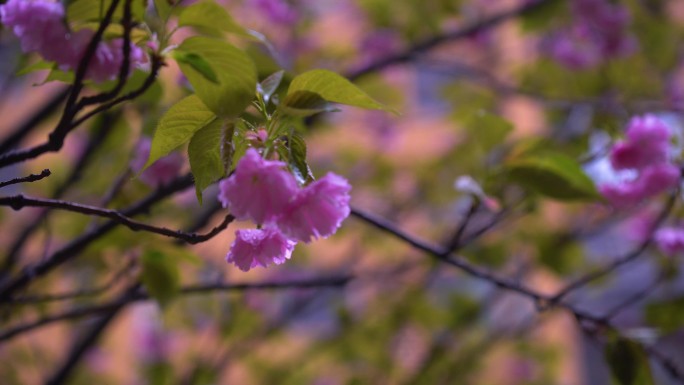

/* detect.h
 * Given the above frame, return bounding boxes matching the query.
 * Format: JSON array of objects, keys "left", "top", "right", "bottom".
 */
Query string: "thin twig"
[
  {"left": 350, "top": 206, "right": 684, "bottom": 384},
  {"left": 0, "top": 0, "right": 123, "bottom": 169},
  {"left": 8, "top": 258, "right": 136, "bottom": 304},
  {"left": 600, "top": 273, "right": 665, "bottom": 322},
  {"left": 549, "top": 190, "right": 678, "bottom": 304},
  {"left": 0, "top": 276, "right": 352, "bottom": 342},
  {"left": 0, "top": 169, "right": 50, "bottom": 189},
  {"left": 0, "top": 173, "right": 194, "bottom": 302},
  {"left": 0, "top": 88, "right": 69, "bottom": 155},
  {"left": 347, "top": 0, "right": 561, "bottom": 80},
  {"left": 0, "top": 113, "right": 119, "bottom": 276},
  {"left": 78, "top": 0, "right": 134, "bottom": 107},
  {"left": 0, "top": 195, "right": 234, "bottom": 244}
]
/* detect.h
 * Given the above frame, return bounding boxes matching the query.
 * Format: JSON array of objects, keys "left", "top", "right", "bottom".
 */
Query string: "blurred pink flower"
[
  {"left": 131, "top": 137, "right": 184, "bottom": 187},
  {"left": 654, "top": 227, "right": 684, "bottom": 256},
  {"left": 610, "top": 115, "right": 671, "bottom": 170},
  {"left": 217, "top": 148, "right": 298, "bottom": 224},
  {"left": 358, "top": 30, "right": 402, "bottom": 66},
  {"left": 251, "top": 0, "right": 299, "bottom": 25},
  {"left": 131, "top": 306, "right": 174, "bottom": 364},
  {"left": 546, "top": 0, "right": 636, "bottom": 70},
  {"left": 226, "top": 227, "right": 295, "bottom": 272},
  {"left": 600, "top": 163, "right": 679, "bottom": 207},
  {"left": 0, "top": 0, "right": 65, "bottom": 54},
  {"left": 86, "top": 37, "right": 146, "bottom": 82},
  {"left": 599, "top": 115, "right": 680, "bottom": 207},
  {"left": 277, "top": 172, "right": 351, "bottom": 243},
  {"left": 0, "top": 0, "right": 145, "bottom": 82},
  {"left": 548, "top": 24, "right": 603, "bottom": 70}
]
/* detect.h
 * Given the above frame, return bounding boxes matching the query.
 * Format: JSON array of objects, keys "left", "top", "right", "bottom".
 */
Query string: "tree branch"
[
  {"left": 0, "top": 173, "right": 194, "bottom": 302},
  {"left": 1, "top": 112, "right": 120, "bottom": 276},
  {"left": 0, "top": 88, "right": 69, "bottom": 155},
  {"left": 548, "top": 190, "right": 678, "bottom": 304},
  {"left": 347, "top": 0, "right": 561, "bottom": 80},
  {"left": 350, "top": 206, "right": 684, "bottom": 383},
  {"left": 0, "top": 169, "right": 51, "bottom": 189},
  {"left": 78, "top": 0, "right": 135, "bottom": 107},
  {"left": 0, "top": 194, "right": 234, "bottom": 245},
  {"left": 0, "top": 0, "right": 123, "bottom": 169},
  {"left": 0, "top": 276, "right": 352, "bottom": 342}
]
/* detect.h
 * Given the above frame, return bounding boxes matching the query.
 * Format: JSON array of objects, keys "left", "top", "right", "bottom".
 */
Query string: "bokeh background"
[{"left": 1, "top": 0, "right": 684, "bottom": 384}]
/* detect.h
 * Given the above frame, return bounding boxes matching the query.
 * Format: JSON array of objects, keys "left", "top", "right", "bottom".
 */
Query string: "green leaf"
[
  {"left": 286, "top": 134, "right": 314, "bottom": 185},
  {"left": 188, "top": 118, "right": 225, "bottom": 203},
  {"left": 644, "top": 296, "right": 684, "bottom": 333},
  {"left": 153, "top": 0, "right": 172, "bottom": 21},
  {"left": 504, "top": 153, "right": 600, "bottom": 201},
  {"left": 16, "top": 60, "right": 54, "bottom": 76},
  {"left": 279, "top": 91, "right": 334, "bottom": 117},
  {"left": 36, "top": 68, "right": 75, "bottom": 85},
  {"left": 464, "top": 110, "right": 513, "bottom": 151},
  {"left": 258, "top": 70, "right": 285, "bottom": 103},
  {"left": 284, "top": 69, "right": 390, "bottom": 111},
  {"left": 67, "top": 0, "right": 145, "bottom": 24},
  {"left": 177, "top": 0, "right": 250, "bottom": 37},
  {"left": 221, "top": 123, "right": 236, "bottom": 175},
  {"left": 145, "top": 95, "right": 216, "bottom": 170},
  {"left": 604, "top": 336, "right": 655, "bottom": 385},
  {"left": 176, "top": 36, "right": 257, "bottom": 118},
  {"left": 172, "top": 51, "right": 219, "bottom": 84},
  {"left": 141, "top": 250, "right": 180, "bottom": 308}
]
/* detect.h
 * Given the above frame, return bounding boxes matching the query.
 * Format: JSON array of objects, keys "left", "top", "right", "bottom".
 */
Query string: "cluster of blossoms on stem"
[
  {"left": 546, "top": 0, "right": 636, "bottom": 70},
  {"left": 598, "top": 115, "right": 681, "bottom": 208},
  {"left": 218, "top": 148, "right": 351, "bottom": 272},
  {"left": 0, "top": 0, "right": 145, "bottom": 82}
]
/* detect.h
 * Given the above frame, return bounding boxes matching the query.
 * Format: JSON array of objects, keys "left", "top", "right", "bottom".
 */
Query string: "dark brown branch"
[
  {"left": 0, "top": 173, "right": 194, "bottom": 302},
  {"left": 549, "top": 190, "right": 678, "bottom": 304},
  {"left": 44, "top": 284, "right": 139, "bottom": 385},
  {"left": 347, "top": 0, "right": 561, "bottom": 81},
  {"left": 0, "top": 0, "right": 123, "bottom": 169},
  {"left": 0, "top": 276, "right": 352, "bottom": 342},
  {"left": 8, "top": 258, "right": 136, "bottom": 304},
  {"left": 599, "top": 272, "right": 664, "bottom": 322},
  {"left": 350, "top": 207, "right": 546, "bottom": 302},
  {"left": 78, "top": 0, "right": 134, "bottom": 107},
  {"left": 0, "top": 113, "right": 119, "bottom": 277},
  {"left": 0, "top": 195, "right": 234, "bottom": 244},
  {"left": 350, "top": 206, "right": 684, "bottom": 384},
  {"left": 0, "top": 169, "right": 51, "bottom": 189},
  {"left": 0, "top": 88, "right": 69, "bottom": 155},
  {"left": 69, "top": 54, "right": 164, "bottom": 129}
]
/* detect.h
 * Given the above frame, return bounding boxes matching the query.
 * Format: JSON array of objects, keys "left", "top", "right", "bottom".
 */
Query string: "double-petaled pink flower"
[
  {"left": 277, "top": 173, "right": 351, "bottom": 243},
  {"left": 226, "top": 228, "right": 296, "bottom": 272},
  {"left": 598, "top": 115, "right": 681, "bottom": 207},
  {"left": 218, "top": 148, "right": 299, "bottom": 224},
  {"left": 218, "top": 148, "right": 351, "bottom": 271}
]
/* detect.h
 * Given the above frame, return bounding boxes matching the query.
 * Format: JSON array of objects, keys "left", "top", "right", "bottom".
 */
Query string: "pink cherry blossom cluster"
[
  {"left": 599, "top": 115, "right": 681, "bottom": 207},
  {"left": 217, "top": 148, "right": 351, "bottom": 272},
  {"left": 0, "top": 0, "right": 145, "bottom": 82},
  {"left": 546, "top": 0, "right": 636, "bottom": 70}
]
